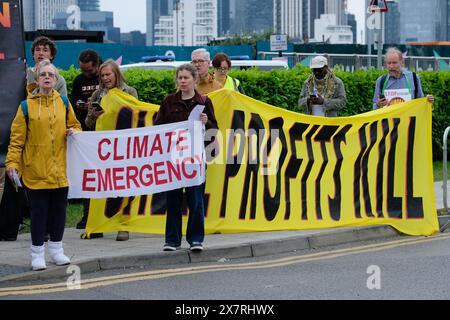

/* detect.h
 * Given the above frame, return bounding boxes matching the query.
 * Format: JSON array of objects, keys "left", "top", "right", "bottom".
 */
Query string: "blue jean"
[
  {"left": 26, "top": 187, "right": 68, "bottom": 246},
  {"left": 165, "top": 185, "right": 205, "bottom": 246}
]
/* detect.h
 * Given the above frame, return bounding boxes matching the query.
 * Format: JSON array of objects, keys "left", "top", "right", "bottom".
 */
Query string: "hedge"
[{"left": 59, "top": 66, "right": 449, "bottom": 160}]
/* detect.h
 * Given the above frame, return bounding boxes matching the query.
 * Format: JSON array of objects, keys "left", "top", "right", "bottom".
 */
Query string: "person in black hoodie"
[{"left": 71, "top": 49, "right": 103, "bottom": 234}]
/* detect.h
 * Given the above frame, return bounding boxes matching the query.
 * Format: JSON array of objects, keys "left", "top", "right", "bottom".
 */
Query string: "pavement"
[{"left": 0, "top": 181, "right": 449, "bottom": 285}]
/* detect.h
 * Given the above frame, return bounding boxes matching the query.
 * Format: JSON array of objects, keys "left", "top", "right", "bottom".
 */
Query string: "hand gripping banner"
[{"left": 73, "top": 89, "right": 439, "bottom": 236}]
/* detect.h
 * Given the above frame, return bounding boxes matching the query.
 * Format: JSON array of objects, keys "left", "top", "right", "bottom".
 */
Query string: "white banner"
[{"left": 67, "top": 106, "right": 206, "bottom": 199}]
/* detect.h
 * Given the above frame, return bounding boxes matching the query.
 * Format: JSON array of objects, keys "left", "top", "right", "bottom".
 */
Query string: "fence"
[{"left": 258, "top": 51, "right": 450, "bottom": 72}]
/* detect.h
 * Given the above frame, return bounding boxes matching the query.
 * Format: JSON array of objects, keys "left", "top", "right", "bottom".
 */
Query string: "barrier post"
[{"left": 439, "top": 126, "right": 450, "bottom": 232}]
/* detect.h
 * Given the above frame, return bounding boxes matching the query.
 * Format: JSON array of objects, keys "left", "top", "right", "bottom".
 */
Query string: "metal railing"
[
  {"left": 440, "top": 126, "right": 450, "bottom": 232},
  {"left": 257, "top": 52, "right": 450, "bottom": 72}
]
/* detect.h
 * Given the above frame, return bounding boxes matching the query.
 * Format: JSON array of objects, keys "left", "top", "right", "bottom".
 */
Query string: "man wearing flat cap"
[{"left": 298, "top": 55, "right": 347, "bottom": 117}]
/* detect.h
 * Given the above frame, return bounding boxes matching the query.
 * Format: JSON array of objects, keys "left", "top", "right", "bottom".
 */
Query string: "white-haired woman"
[{"left": 6, "top": 59, "right": 81, "bottom": 270}]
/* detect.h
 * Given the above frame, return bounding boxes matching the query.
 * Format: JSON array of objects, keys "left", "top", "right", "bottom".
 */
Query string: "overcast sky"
[{"left": 100, "top": 0, "right": 366, "bottom": 43}]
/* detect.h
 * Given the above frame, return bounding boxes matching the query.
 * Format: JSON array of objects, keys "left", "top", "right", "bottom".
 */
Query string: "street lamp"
[{"left": 192, "top": 23, "right": 207, "bottom": 46}]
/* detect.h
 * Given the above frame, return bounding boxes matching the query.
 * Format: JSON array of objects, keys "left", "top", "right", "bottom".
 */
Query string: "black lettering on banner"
[
  {"left": 220, "top": 110, "right": 245, "bottom": 218},
  {"left": 375, "top": 119, "right": 390, "bottom": 217},
  {"left": 284, "top": 122, "right": 310, "bottom": 220},
  {"left": 405, "top": 117, "right": 424, "bottom": 218},
  {"left": 313, "top": 125, "right": 339, "bottom": 220},
  {"left": 328, "top": 124, "right": 352, "bottom": 221},
  {"left": 151, "top": 192, "right": 166, "bottom": 215},
  {"left": 301, "top": 125, "right": 320, "bottom": 220},
  {"left": 239, "top": 113, "right": 264, "bottom": 219},
  {"left": 137, "top": 111, "right": 147, "bottom": 127},
  {"left": 387, "top": 118, "right": 402, "bottom": 218},
  {"left": 360, "top": 122, "right": 378, "bottom": 217},
  {"left": 123, "top": 196, "right": 135, "bottom": 215},
  {"left": 138, "top": 195, "right": 147, "bottom": 215},
  {"left": 353, "top": 123, "right": 369, "bottom": 218},
  {"left": 262, "top": 117, "right": 287, "bottom": 222}
]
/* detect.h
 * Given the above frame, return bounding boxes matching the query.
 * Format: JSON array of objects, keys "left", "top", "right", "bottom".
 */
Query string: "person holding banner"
[
  {"left": 26, "top": 36, "right": 67, "bottom": 96},
  {"left": 84, "top": 59, "right": 138, "bottom": 241},
  {"left": 155, "top": 63, "right": 218, "bottom": 252},
  {"left": 298, "top": 56, "right": 347, "bottom": 117},
  {"left": 373, "top": 47, "right": 434, "bottom": 109},
  {"left": 5, "top": 59, "right": 81, "bottom": 271}
]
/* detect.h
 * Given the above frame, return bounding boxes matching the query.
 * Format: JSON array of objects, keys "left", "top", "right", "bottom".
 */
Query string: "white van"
[{"left": 120, "top": 59, "right": 288, "bottom": 72}]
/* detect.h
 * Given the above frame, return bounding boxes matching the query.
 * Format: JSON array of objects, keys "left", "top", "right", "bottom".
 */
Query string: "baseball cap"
[{"left": 310, "top": 56, "right": 328, "bottom": 69}]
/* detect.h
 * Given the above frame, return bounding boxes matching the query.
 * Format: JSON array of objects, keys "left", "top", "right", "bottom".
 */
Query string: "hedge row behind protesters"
[
  {"left": 154, "top": 63, "right": 218, "bottom": 252},
  {"left": 298, "top": 55, "right": 347, "bottom": 117},
  {"left": 84, "top": 59, "right": 138, "bottom": 242},
  {"left": 5, "top": 59, "right": 81, "bottom": 271},
  {"left": 373, "top": 47, "right": 434, "bottom": 109},
  {"left": 212, "top": 52, "right": 245, "bottom": 94},
  {"left": 26, "top": 36, "right": 67, "bottom": 96}
]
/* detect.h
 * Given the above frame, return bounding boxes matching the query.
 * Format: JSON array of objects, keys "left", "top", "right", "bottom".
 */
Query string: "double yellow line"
[{"left": 1, "top": 233, "right": 450, "bottom": 297}]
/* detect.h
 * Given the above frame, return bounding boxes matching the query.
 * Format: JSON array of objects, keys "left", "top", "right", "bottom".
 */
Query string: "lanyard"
[{"left": 382, "top": 73, "right": 411, "bottom": 96}]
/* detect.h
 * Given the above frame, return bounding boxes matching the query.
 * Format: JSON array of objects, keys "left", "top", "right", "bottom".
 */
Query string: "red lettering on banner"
[
  {"left": 165, "top": 131, "right": 176, "bottom": 152},
  {"left": 0, "top": 53, "right": 4, "bottom": 60},
  {"left": 126, "top": 136, "right": 131, "bottom": 159},
  {"left": 150, "top": 134, "right": 163, "bottom": 156},
  {"left": 113, "top": 138, "right": 124, "bottom": 160},
  {"left": 126, "top": 166, "right": 140, "bottom": 189},
  {"left": 133, "top": 135, "right": 148, "bottom": 158},
  {"left": 167, "top": 160, "right": 181, "bottom": 182},
  {"left": 195, "top": 154, "right": 203, "bottom": 176},
  {"left": 0, "top": 3, "right": 11, "bottom": 28},
  {"left": 112, "top": 167, "right": 125, "bottom": 190},
  {"left": 176, "top": 129, "right": 188, "bottom": 151},
  {"left": 182, "top": 157, "right": 197, "bottom": 179},
  {"left": 82, "top": 170, "right": 96, "bottom": 191},
  {"left": 139, "top": 164, "right": 153, "bottom": 186},
  {"left": 98, "top": 138, "right": 111, "bottom": 161},
  {"left": 98, "top": 168, "right": 112, "bottom": 191},
  {"left": 154, "top": 161, "right": 168, "bottom": 185}
]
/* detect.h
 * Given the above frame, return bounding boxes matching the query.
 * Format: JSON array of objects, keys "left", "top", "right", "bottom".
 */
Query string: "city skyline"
[{"left": 99, "top": 0, "right": 366, "bottom": 42}]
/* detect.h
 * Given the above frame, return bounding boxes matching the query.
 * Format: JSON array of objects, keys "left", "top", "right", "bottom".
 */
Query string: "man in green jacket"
[{"left": 298, "top": 56, "right": 347, "bottom": 117}]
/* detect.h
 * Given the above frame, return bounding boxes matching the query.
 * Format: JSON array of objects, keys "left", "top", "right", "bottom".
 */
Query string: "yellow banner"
[{"left": 86, "top": 88, "right": 439, "bottom": 236}]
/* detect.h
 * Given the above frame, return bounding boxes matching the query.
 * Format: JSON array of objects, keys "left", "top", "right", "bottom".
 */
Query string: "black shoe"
[
  {"left": 80, "top": 232, "right": 103, "bottom": 239},
  {"left": 189, "top": 242, "right": 203, "bottom": 252},
  {"left": 76, "top": 219, "right": 87, "bottom": 229},
  {"left": 163, "top": 243, "right": 180, "bottom": 251},
  {"left": 44, "top": 233, "right": 50, "bottom": 242}
]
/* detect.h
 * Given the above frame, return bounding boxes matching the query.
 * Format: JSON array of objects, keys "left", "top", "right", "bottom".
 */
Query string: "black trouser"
[
  {"left": 0, "top": 177, "right": 29, "bottom": 240},
  {"left": 26, "top": 187, "right": 68, "bottom": 246}
]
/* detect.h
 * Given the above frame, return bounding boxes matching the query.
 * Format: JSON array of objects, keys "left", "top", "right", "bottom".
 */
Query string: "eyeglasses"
[
  {"left": 39, "top": 72, "right": 56, "bottom": 78},
  {"left": 191, "top": 59, "right": 207, "bottom": 65},
  {"left": 215, "top": 67, "right": 229, "bottom": 73}
]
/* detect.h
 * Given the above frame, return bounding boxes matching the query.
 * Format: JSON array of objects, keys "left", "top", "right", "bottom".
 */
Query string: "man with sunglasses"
[
  {"left": 191, "top": 48, "right": 223, "bottom": 95},
  {"left": 298, "top": 56, "right": 347, "bottom": 117}
]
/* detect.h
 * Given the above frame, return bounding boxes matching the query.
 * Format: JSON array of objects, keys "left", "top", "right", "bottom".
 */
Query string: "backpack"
[
  {"left": 20, "top": 95, "right": 69, "bottom": 125},
  {"left": 379, "top": 72, "right": 419, "bottom": 99}
]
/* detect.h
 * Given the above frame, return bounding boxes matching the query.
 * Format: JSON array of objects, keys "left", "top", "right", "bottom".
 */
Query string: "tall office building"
[
  {"left": 22, "top": 0, "right": 77, "bottom": 31},
  {"left": 146, "top": 0, "right": 177, "bottom": 45},
  {"left": 218, "top": 0, "right": 231, "bottom": 36},
  {"left": 77, "top": 0, "right": 100, "bottom": 11},
  {"left": 302, "top": 0, "right": 325, "bottom": 41},
  {"left": 399, "top": 0, "right": 445, "bottom": 42},
  {"left": 154, "top": 0, "right": 217, "bottom": 46},
  {"left": 384, "top": 0, "right": 400, "bottom": 44},
  {"left": 273, "top": 0, "right": 302, "bottom": 40},
  {"left": 232, "top": 0, "right": 273, "bottom": 35},
  {"left": 325, "top": 0, "right": 346, "bottom": 25},
  {"left": 345, "top": 11, "right": 357, "bottom": 44}
]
